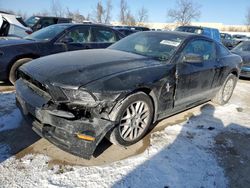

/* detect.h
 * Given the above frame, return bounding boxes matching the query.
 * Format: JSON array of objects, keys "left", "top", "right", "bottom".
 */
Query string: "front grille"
[
  {"left": 19, "top": 70, "right": 47, "bottom": 92},
  {"left": 47, "top": 85, "right": 68, "bottom": 102},
  {"left": 18, "top": 70, "right": 68, "bottom": 102}
]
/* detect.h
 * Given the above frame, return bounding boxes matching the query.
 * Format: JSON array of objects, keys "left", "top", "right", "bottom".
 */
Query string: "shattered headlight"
[{"left": 62, "top": 88, "right": 96, "bottom": 104}]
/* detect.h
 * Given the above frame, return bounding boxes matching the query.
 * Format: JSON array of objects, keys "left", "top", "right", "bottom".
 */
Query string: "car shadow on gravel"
[
  {"left": 0, "top": 118, "right": 40, "bottom": 163},
  {"left": 112, "top": 104, "right": 250, "bottom": 188},
  {"left": 0, "top": 92, "right": 40, "bottom": 163}
]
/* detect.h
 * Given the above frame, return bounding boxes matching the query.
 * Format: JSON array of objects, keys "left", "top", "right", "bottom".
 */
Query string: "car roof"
[
  {"left": 177, "top": 25, "right": 218, "bottom": 30},
  {"left": 31, "top": 15, "right": 72, "bottom": 19},
  {"left": 54, "top": 23, "right": 118, "bottom": 28},
  {"left": 155, "top": 30, "right": 197, "bottom": 38}
]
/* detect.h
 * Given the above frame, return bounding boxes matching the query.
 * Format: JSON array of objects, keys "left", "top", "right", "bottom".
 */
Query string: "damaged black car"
[{"left": 15, "top": 31, "right": 242, "bottom": 159}]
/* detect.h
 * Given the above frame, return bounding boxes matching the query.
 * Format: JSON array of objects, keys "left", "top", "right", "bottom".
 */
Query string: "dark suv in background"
[
  {"left": 25, "top": 16, "right": 72, "bottom": 31},
  {"left": 220, "top": 33, "right": 235, "bottom": 49},
  {"left": 176, "top": 26, "right": 221, "bottom": 43}
]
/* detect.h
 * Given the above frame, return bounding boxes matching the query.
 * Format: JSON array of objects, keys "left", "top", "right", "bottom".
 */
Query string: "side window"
[
  {"left": 183, "top": 39, "right": 216, "bottom": 61},
  {"left": 8, "top": 24, "right": 28, "bottom": 38},
  {"left": 57, "top": 18, "right": 71, "bottom": 24},
  {"left": 39, "top": 18, "right": 57, "bottom": 28},
  {"left": 93, "top": 27, "right": 117, "bottom": 42},
  {"left": 62, "top": 27, "right": 91, "bottom": 43}
]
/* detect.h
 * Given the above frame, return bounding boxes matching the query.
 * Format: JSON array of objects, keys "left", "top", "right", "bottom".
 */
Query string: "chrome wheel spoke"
[
  {"left": 140, "top": 111, "right": 149, "bottom": 121},
  {"left": 121, "top": 109, "right": 132, "bottom": 121},
  {"left": 119, "top": 100, "right": 150, "bottom": 141},
  {"left": 123, "top": 127, "right": 132, "bottom": 138}
]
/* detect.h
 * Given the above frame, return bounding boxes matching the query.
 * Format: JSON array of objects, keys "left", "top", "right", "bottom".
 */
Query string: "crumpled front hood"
[{"left": 20, "top": 49, "right": 160, "bottom": 87}]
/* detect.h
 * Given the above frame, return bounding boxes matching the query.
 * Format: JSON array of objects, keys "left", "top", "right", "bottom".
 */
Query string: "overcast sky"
[{"left": 0, "top": 0, "right": 249, "bottom": 25}]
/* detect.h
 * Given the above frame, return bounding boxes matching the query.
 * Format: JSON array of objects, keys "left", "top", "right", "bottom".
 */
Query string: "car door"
[
  {"left": 175, "top": 38, "right": 218, "bottom": 107},
  {"left": 92, "top": 26, "right": 120, "bottom": 48},
  {"left": 211, "top": 43, "right": 233, "bottom": 88},
  {"left": 58, "top": 26, "right": 93, "bottom": 51}
]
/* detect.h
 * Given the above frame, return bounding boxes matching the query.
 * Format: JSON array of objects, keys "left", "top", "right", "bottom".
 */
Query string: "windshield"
[
  {"left": 176, "top": 27, "right": 203, "bottom": 34},
  {"left": 109, "top": 32, "right": 184, "bottom": 61},
  {"left": 25, "top": 16, "right": 40, "bottom": 27},
  {"left": 232, "top": 42, "right": 250, "bottom": 52},
  {"left": 24, "top": 24, "right": 69, "bottom": 41}
]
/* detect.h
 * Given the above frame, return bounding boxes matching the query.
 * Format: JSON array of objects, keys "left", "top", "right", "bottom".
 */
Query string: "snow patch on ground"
[{"left": 0, "top": 82, "right": 250, "bottom": 187}]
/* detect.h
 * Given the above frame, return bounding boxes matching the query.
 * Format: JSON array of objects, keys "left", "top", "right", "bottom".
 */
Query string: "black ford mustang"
[
  {"left": 16, "top": 31, "right": 242, "bottom": 159},
  {"left": 0, "top": 23, "right": 123, "bottom": 83}
]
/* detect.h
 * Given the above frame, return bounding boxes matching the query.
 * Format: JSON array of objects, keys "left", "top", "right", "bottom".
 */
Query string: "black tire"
[
  {"left": 212, "top": 73, "right": 237, "bottom": 105},
  {"left": 107, "top": 92, "right": 154, "bottom": 146},
  {"left": 9, "top": 58, "right": 33, "bottom": 84}
]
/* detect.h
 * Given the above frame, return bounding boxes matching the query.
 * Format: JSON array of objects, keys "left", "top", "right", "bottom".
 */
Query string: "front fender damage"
[{"left": 15, "top": 78, "right": 122, "bottom": 159}]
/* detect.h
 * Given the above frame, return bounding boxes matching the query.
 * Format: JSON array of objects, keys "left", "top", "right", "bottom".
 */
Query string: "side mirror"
[
  {"left": 60, "top": 36, "right": 73, "bottom": 44},
  {"left": 183, "top": 53, "right": 203, "bottom": 63},
  {"left": 36, "top": 24, "right": 42, "bottom": 29}
]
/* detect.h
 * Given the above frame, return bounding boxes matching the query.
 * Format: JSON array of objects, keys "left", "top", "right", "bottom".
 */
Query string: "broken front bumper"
[{"left": 15, "top": 79, "right": 115, "bottom": 159}]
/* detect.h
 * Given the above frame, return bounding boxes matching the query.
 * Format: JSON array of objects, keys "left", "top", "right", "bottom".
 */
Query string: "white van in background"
[{"left": 0, "top": 11, "right": 32, "bottom": 39}]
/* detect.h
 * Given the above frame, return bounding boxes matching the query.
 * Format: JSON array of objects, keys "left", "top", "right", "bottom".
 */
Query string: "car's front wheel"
[
  {"left": 212, "top": 73, "right": 237, "bottom": 105},
  {"left": 108, "top": 92, "right": 154, "bottom": 146},
  {"left": 9, "top": 58, "right": 33, "bottom": 84}
]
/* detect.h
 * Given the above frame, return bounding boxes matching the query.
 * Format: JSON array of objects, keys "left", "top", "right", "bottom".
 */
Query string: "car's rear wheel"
[
  {"left": 212, "top": 73, "right": 237, "bottom": 105},
  {"left": 9, "top": 58, "right": 32, "bottom": 84},
  {"left": 107, "top": 92, "right": 153, "bottom": 146}
]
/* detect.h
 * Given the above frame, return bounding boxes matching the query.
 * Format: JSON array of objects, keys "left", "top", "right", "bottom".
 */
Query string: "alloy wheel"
[{"left": 119, "top": 101, "right": 150, "bottom": 141}]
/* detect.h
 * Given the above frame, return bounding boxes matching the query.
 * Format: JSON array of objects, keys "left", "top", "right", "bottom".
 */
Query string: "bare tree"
[
  {"left": 92, "top": 0, "right": 112, "bottom": 24},
  {"left": 104, "top": 0, "right": 112, "bottom": 24},
  {"left": 96, "top": 1, "right": 105, "bottom": 23},
  {"left": 66, "top": 8, "right": 86, "bottom": 23},
  {"left": 246, "top": 7, "right": 250, "bottom": 31},
  {"left": 126, "top": 10, "right": 136, "bottom": 26},
  {"left": 119, "top": 0, "right": 128, "bottom": 24},
  {"left": 168, "top": 0, "right": 201, "bottom": 26},
  {"left": 137, "top": 7, "right": 148, "bottom": 26},
  {"left": 118, "top": 0, "right": 136, "bottom": 25},
  {"left": 50, "top": 0, "right": 65, "bottom": 17},
  {"left": 35, "top": 10, "right": 50, "bottom": 16}
]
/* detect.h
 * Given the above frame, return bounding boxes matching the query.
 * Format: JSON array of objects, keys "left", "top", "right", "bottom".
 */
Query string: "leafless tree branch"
[
  {"left": 137, "top": 7, "right": 148, "bottom": 26},
  {"left": 168, "top": 0, "right": 201, "bottom": 26}
]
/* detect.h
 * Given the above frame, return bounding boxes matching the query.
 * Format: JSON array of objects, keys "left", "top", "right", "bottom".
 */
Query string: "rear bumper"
[
  {"left": 15, "top": 79, "right": 115, "bottom": 159},
  {"left": 240, "top": 66, "right": 250, "bottom": 78}
]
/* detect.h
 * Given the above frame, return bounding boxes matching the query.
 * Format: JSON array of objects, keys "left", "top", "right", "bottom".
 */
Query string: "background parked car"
[
  {"left": 0, "top": 23, "right": 124, "bottom": 83},
  {"left": 232, "top": 34, "right": 249, "bottom": 46},
  {"left": 113, "top": 25, "right": 150, "bottom": 32},
  {"left": 175, "top": 26, "right": 221, "bottom": 43},
  {"left": 0, "top": 11, "right": 32, "bottom": 38},
  {"left": 25, "top": 16, "right": 72, "bottom": 31},
  {"left": 220, "top": 32, "right": 235, "bottom": 49},
  {"left": 113, "top": 28, "right": 138, "bottom": 36},
  {"left": 16, "top": 31, "right": 241, "bottom": 159},
  {"left": 231, "top": 41, "right": 250, "bottom": 78}
]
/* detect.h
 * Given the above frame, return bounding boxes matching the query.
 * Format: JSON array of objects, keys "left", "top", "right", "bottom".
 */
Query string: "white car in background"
[{"left": 0, "top": 11, "right": 32, "bottom": 39}]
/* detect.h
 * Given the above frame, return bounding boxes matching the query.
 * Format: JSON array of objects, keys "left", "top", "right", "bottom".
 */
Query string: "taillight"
[{"left": 26, "top": 30, "right": 32, "bottom": 34}]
